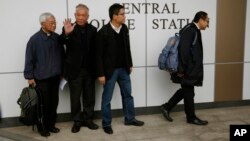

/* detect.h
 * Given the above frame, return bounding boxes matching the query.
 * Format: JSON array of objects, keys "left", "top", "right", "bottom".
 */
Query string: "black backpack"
[{"left": 17, "top": 86, "right": 39, "bottom": 125}]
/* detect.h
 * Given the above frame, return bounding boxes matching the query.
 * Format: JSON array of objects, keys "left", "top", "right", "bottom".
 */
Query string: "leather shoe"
[
  {"left": 39, "top": 130, "right": 50, "bottom": 137},
  {"left": 187, "top": 117, "right": 208, "bottom": 125},
  {"left": 71, "top": 122, "right": 81, "bottom": 133},
  {"left": 48, "top": 127, "right": 60, "bottom": 133},
  {"left": 103, "top": 126, "right": 113, "bottom": 134},
  {"left": 160, "top": 105, "right": 173, "bottom": 122},
  {"left": 125, "top": 119, "right": 144, "bottom": 126},
  {"left": 82, "top": 121, "right": 99, "bottom": 130}
]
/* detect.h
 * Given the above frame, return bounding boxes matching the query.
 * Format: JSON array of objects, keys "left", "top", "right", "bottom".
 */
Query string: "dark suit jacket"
[
  {"left": 95, "top": 23, "right": 133, "bottom": 79},
  {"left": 178, "top": 23, "right": 204, "bottom": 86},
  {"left": 60, "top": 23, "right": 97, "bottom": 80}
]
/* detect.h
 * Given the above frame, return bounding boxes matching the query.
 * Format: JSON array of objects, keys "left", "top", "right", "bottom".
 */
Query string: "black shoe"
[
  {"left": 39, "top": 130, "right": 50, "bottom": 137},
  {"left": 37, "top": 124, "right": 50, "bottom": 137},
  {"left": 71, "top": 122, "right": 81, "bottom": 133},
  {"left": 125, "top": 119, "right": 144, "bottom": 126},
  {"left": 160, "top": 104, "right": 173, "bottom": 122},
  {"left": 187, "top": 117, "right": 208, "bottom": 125},
  {"left": 103, "top": 126, "right": 113, "bottom": 134},
  {"left": 82, "top": 121, "right": 99, "bottom": 130},
  {"left": 48, "top": 127, "right": 60, "bottom": 133}
]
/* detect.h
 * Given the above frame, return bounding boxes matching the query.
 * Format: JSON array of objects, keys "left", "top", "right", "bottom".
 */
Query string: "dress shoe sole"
[
  {"left": 103, "top": 127, "right": 113, "bottom": 134},
  {"left": 71, "top": 126, "right": 81, "bottom": 133},
  {"left": 187, "top": 121, "right": 208, "bottom": 125},
  {"left": 71, "top": 130, "right": 80, "bottom": 133},
  {"left": 82, "top": 124, "right": 99, "bottom": 130},
  {"left": 124, "top": 120, "right": 144, "bottom": 126},
  {"left": 39, "top": 131, "right": 50, "bottom": 137},
  {"left": 104, "top": 130, "right": 113, "bottom": 134},
  {"left": 49, "top": 128, "right": 60, "bottom": 133},
  {"left": 124, "top": 123, "right": 144, "bottom": 126}
]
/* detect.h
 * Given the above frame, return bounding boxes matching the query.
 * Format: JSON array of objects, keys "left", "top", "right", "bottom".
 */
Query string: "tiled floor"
[{"left": 0, "top": 106, "right": 250, "bottom": 141}]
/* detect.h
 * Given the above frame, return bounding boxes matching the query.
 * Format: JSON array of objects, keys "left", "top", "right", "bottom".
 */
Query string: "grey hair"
[
  {"left": 39, "top": 12, "right": 55, "bottom": 24},
  {"left": 76, "top": 4, "right": 89, "bottom": 11}
]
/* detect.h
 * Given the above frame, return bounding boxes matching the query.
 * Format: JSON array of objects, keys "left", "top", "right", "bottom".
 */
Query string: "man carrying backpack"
[
  {"left": 24, "top": 12, "right": 64, "bottom": 136},
  {"left": 160, "top": 11, "right": 209, "bottom": 125}
]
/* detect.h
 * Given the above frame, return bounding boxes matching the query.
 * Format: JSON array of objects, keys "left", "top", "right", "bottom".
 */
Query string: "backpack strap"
[
  {"left": 192, "top": 32, "right": 197, "bottom": 46},
  {"left": 180, "top": 23, "right": 198, "bottom": 46}
]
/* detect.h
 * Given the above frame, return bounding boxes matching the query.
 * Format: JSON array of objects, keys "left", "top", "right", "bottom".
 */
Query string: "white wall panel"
[
  {"left": 195, "top": 65, "right": 214, "bottom": 103},
  {"left": 0, "top": 73, "right": 27, "bottom": 117},
  {"left": 0, "top": 73, "right": 71, "bottom": 117},
  {"left": 146, "top": 67, "right": 181, "bottom": 106},
  {"left": 57, "top": 86, "right": 71, "bottom": 114},
  {"left": 0, "top": 0, "right": 67, "bottom": 73},
  {"left": 243, "top": 63, "right": 250, "bottom": 100},
  {"left": 68, "top": 0, "right": 146, "bottom": 66},
  {"left": 0, "top": 0, "right": 220, "bottom": 119},
  {"left": 130, "top": 68, "right": 146, "bottom": 107},
  {"left": 244, "top": 0, "right": 250, "bottom": 99},
  {"left": 244, "top": 0, "right": 250, "bottom": 61},
  {"left": 146, "top": 0, "right": 216, "bottom": 66}
]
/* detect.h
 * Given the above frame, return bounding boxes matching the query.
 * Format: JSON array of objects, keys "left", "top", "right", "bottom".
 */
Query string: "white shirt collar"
[
  {"left": 193, "top": 22, "right": 200, "bottom": 30},
  {"left": 110, "top": 22, "right": 122, "bottom": 33}
]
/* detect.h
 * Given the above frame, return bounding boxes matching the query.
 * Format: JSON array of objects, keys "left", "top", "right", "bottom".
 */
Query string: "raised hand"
[{"left": 63, "top": 18, "right": 76, "bottom": 36}]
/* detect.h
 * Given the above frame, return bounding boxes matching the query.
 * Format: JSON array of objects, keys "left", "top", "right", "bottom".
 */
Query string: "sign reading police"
[{"left": 230, "top": 125, "right": 250, "bottom": 141}]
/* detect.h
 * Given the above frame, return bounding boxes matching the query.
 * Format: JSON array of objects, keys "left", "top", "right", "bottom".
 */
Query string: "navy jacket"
[{"left": 24, "top": 29, "right": 64, "bottom": 80}]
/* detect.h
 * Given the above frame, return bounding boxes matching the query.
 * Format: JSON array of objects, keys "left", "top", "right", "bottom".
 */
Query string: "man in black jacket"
[
  {"left": 60, "top": 4, "right": 98, "bottom": 133},
  {"left": 95, "top": 3, "right": 144, "bottom": 134},
  {"left": 160, "top": 11, "right": 209, "bottom": 125}
]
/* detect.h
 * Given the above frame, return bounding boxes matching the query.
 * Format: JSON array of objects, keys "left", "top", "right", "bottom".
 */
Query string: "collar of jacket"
[{"left": 40, "top": 28, "right": 57, "bottom": 41}]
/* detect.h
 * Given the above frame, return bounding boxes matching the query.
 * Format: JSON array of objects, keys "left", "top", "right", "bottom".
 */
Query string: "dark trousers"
[
  {"left": 36, "top": 76, "right": 60, "bottom": 130},
  {"left": 166, "top": 84, "right": 196, "bottom": 120},
  {"left": 68, "top": 68, "right": 95, "bottom": 122}
]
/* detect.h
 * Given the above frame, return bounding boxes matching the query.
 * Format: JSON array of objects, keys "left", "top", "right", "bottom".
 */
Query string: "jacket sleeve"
[
  {"left": 59, "top": 27, "right": 71, "bottom": 45},
  {"left": 24, "top": 38, "right": 35, "bottom": 80},
  {"left": 125, "top": 25, "right": 133, "bottom": 67},
  {"left": 95, "top": 28, "right": 105, "bottom": 77}
]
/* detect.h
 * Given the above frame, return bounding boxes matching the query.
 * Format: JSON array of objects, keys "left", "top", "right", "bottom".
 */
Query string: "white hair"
[
  {"left": 76, "top": 4, "right": 89, "bottom": 11},
  {"left": 39, "top": 12, "right": 55, "bottom": 24}
]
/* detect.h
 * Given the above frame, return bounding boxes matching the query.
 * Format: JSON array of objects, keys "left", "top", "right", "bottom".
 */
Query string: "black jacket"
[
  {"left": 178, "top": 23, "right": 204, "bottom": 86},
  {"left": 60, "top": 23, "right": 97, "bottom": 80},
  {"left": 95, "top": 23, "right": 133, "bottom": 79}
]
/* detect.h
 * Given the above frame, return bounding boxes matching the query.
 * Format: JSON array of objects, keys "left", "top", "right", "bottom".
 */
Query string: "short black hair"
[
  {"left": 193, "top": 11, "right": 208, "bottom": 23},
  {"left": 109, "top": 3, "right": 124, "bottom": 20}
]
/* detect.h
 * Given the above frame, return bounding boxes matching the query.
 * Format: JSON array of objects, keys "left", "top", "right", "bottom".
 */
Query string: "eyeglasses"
[
  {"left": 204, "top": 19, "right": 209, "bottom": 27},
  {"left": 47, "top": 22, "right": 56, "bottom": 26},
  {"left": 117, "top": 13, "right": 125, "bottom": 16}
]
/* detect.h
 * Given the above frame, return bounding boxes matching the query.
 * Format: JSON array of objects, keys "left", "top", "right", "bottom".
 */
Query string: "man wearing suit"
[
  {"left": 160, "top": 11, "right": 209, "bottom": 125},
  {"left": 60, "top": 4, "right": 98, "bottom": 133},
  {"left": 95, "top": 3, "right": 144, "bottom": 134}
]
